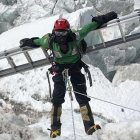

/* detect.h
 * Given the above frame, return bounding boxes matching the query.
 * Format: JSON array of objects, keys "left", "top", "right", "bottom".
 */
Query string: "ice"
[
  {"left": 112, "top": 64, "right": 140, "bottom": 86},
  {"left": 0, "top": 0, "right": 17, "bottom": 6},
  {"left": 0, "top": 0, "right": 135, "bottom": 34},
  {"left": 0, "top": 2, "right": 140, "bottom": 140},
  {"left": 134, "top": 0, "right": 140, "bottom": 10}
]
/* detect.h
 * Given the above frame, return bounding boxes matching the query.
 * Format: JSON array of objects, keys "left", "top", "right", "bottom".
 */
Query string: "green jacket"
[{"left": 34, "top": 22, "right": 99, "bottom": 64}]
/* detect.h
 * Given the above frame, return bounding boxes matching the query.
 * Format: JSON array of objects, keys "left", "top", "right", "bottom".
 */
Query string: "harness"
[{"left": 46, "top": 31, "right": 92, "bottom": 98}]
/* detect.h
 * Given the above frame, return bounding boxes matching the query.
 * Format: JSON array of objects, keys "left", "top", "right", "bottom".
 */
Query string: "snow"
[
  {"left": 1, "top": 7, "right": 140, "bottom": 81},
  {"left": 0, "top": 105, "right": 140, "bottom": 140},
  {"left": 112, "top": 64, "right": 140, "bottom": 86},
  {"left": 0, "top": 5, "right": 140, "bottom": 140},
  {"left": 134, "top": 0, "right": 140, "bottom": 10},
  {"left": 0, "top": 0, "right": 134, "bottom": 34},
  {"left": 1, "top": 0, "right": 139, "bottom": 80}
]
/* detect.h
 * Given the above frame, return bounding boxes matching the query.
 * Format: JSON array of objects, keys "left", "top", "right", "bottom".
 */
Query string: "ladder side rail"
[
  {"left": 0, "top": 47, "right": 51, "bottom": 78},
  {"left": 0, "top": 12, "right": 140, "bottom": 60},
  {"left": 0, "top": 11, "right": 140, "bottom": 78},
  {"left": 0, "top": 47, "right": 22, "bottom": 60},
  {"left": 106, "top": 11, "right": 140, "bottom": 26},
  {"left": 93, "top": 12, "right": 140, "bottom": 49},
  {"left": 0, "top": 58, "right": 50, "bottom": 78},
  {"left": 86, "top": 32, "right": 140, "bottom": 53},
  {"left": 102, "top": 16, "right": 140, "bottom": 30},
  {"left": 86, "top": 38, "right": 124, "bottom": 53},
  {"left": 125, "top": 32, "right": 140, "bottom": 42},
  {"left": 0, "top": 47, "right": 37, "bottom": 60},
  {"left": 23, "top": 51, "right": 33, "bottom": 67},
  {"left": 100, "top": 10, "right": 140, "bottom": 30},
  {"left": 1, "top": 33, "right": 140, "bottom": 78}
]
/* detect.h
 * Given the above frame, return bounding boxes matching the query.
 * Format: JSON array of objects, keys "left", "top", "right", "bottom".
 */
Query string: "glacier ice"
[
  {"left": 0, "top": 0, "right": 135, "bottom": 34},
  {"left": 112, "top": 63, "right": 140, "bottom": 86}
]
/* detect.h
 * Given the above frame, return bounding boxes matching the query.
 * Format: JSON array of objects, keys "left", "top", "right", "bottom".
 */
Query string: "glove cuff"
[
  {"left": 20, "top": 37, "right": 40, "bottom": 48},
  {"left": 30, "top": 37, "right": 40, "bottom": 48}
]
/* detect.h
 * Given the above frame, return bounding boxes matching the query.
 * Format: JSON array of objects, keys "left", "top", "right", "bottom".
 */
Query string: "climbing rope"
[
  {"left": 83, "top": 24, "right": 140, "bottom": 114},
  {"left": 62, "top": 69, "right": 76, "bottom": 140},
  {"left": 69, "top": 93, "right": 76, "bottom": 140},
  {"left": 73, "top": 90, "right": 140, "bottom": 113}
]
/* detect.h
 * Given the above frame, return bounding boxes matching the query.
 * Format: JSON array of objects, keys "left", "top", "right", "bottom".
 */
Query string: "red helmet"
[{"left": 54, "top": 18, "right": 70, "bottom": 30}]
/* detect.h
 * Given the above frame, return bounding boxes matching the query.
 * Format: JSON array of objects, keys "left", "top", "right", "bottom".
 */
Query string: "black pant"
[
  {"left": 51, "top": 62, "right": 90, "bottom": 105},
  {"left": 50, "top": 61, "right": 94, "bottom": 132}
]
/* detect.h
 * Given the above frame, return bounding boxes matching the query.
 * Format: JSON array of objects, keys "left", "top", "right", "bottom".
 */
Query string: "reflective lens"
[{"left": 55, "top": 31, "right": 68, "bottom": 36}]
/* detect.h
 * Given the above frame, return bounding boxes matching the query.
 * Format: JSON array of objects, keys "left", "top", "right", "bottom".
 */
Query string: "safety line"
[
  {"left": 73, "top": 90, "right": 140, "bottom": 113},
  {"left": 84, "top": 32, "right": 140, "bottom": 113},
  {"left": 70, "top": 96, "right": 76, "bottom": 140},
  {"left": 63, "top": 69, "right": 77, "bottom": 140}
]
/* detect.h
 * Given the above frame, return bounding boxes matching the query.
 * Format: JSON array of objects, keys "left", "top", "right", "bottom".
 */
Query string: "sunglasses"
[{"left": 55, "top": 31, "right": 68, "bottom": 36}]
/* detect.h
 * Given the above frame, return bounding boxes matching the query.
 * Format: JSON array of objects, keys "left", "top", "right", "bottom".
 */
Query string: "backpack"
[
  {"left": 47, "top": 32, "right": 87, "bottom": 60},
  {"left": 79, "top": 39, "right": 87, "bottom": 54}
]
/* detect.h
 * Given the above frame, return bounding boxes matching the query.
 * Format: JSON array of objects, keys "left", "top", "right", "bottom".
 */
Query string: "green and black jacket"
[{"left": 34, "top": 22, "right": 99, "bottom": 64}]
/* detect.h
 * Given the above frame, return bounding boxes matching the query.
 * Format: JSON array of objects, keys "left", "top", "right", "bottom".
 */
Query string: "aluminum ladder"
[{"left": 0, "top": 10, "right": 140, "bottom": 78}]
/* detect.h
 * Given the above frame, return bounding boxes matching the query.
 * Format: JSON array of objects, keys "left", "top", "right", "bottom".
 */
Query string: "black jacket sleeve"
[{"left": 92, "top": 11, "right": 118, "bottom": 28}]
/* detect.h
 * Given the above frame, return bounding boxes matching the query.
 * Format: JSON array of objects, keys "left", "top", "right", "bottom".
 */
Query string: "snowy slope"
[{"left": 0, "top": 7, "right": 140, "bottom": 140}]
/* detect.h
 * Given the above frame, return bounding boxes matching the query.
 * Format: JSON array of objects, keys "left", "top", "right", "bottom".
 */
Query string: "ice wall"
[
  {"left": 0, "top": 0, "right": 134, "bottom": 34},
  {"left": 112, "top": 64, "right": 140, "bottom": 86},
  {"left": 0, "top": 5, "right": 140, "bottom": 82},
  {"left": 0, "top": 0, "right": 17, "bottom": 6}
]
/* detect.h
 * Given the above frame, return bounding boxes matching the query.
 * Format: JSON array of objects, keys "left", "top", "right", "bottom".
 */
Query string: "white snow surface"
[{"left": 0, "top": 7, "right": 140, "bottom": 140}]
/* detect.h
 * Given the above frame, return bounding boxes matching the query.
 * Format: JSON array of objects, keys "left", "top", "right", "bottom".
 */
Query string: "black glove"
[
  {"left": 20, "top": 37, "right": 40, "bottom": 48},
  {"left": 92, "top": 11, "right": 117, "bottom": 27}
]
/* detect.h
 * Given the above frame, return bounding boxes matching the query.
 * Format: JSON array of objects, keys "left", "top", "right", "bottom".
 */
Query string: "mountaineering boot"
[
  {"left": 80, "top": 103, "right": 101, "bottom": 135},
  {"left": 50, "top": 104, "right": 62, "bottom": 138},
  {"left": 86, "top": 124, "right": 101, "bottom": 135},
  {"left": 49, "top": 128, "right": 61, "bottom": 138}
]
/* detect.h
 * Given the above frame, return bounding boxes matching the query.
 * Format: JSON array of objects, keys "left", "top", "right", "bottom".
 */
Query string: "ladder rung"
[
  {"left": 6, "top": 57, "right": 16, "bottom": 72},
  {"left": 117, "top": 19, "right": 126, "bottom": 42},
  {"left": 99, "top": 30, "right": 106, "bottom": 47},
  {"left": 0, "top": 58, "right": 50, "bottom": 78},
  {"left": 86, "top": 32, "right": 140, "bottom": 53},
  {"left": 24, "top": 52, "right": 33, "bottom": 67},
  {"left": 1, "top": 11, "right": 140, "bottom": 78},
  {"left": 41, "top": 48, "right": 50, "bottom": 60}
]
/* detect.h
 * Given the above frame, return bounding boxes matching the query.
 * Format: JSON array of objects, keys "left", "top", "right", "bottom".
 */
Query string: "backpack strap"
[
  {"left": 47, "top": 33, "right": 56, "bottom": 75},
  {"left": 48, "top": 33, "right": 55, "bottom": 60},
  {"left": 68, "top": 30, "right": 82, "bottom": 58},
  {"left": 79, "top": 39, "right": 87, "bottom": 54}
]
